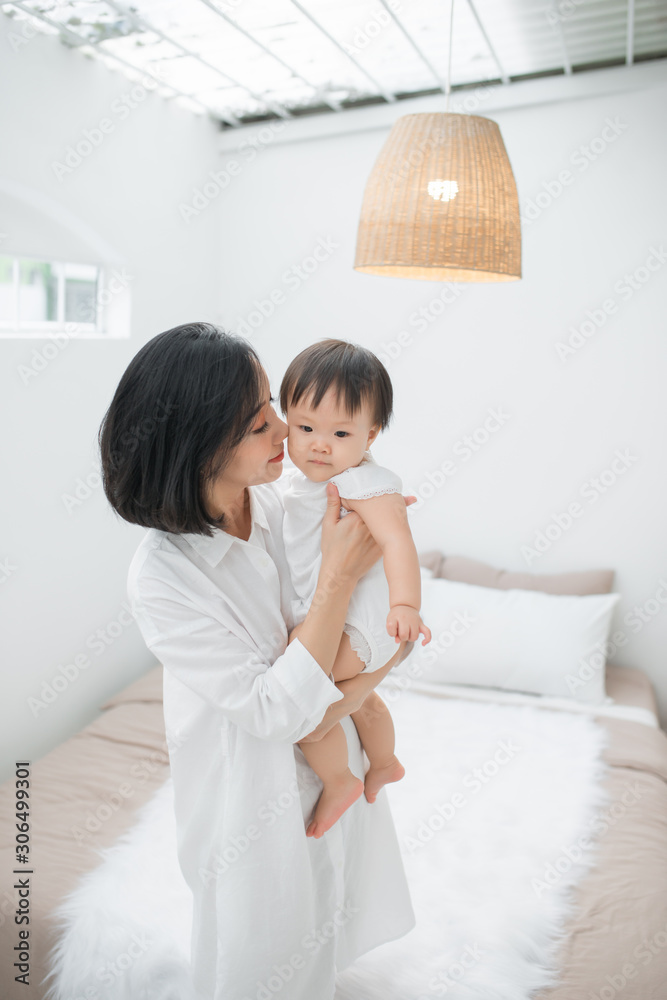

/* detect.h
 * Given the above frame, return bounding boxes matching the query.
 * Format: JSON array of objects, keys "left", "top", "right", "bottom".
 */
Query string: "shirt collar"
[{"left": 180, "top": 487, "right": 269, "bottom": 568}]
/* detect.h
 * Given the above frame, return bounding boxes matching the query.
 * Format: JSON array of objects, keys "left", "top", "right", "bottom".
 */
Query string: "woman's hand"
[
  {"left": 319, "top": 484, "right": 418, "bottom": 588},
  {"left": 294, "top": 486, "right": 417, "bottom": 692},
  {"left": 299, "top": 640, "right": 409, "bottom": 742},
  {"left": 319, "top": 483, "right": 380, "bottom": 586}
]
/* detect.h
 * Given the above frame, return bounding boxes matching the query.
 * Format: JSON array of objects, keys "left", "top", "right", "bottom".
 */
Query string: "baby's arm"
[{"left": 341, "top": 492, "right": 431, "bottom": 645}]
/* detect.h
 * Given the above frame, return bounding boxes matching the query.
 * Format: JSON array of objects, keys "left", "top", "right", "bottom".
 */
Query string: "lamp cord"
[{"left": 445, "top": 0, "right": 454, "bottom": 113}]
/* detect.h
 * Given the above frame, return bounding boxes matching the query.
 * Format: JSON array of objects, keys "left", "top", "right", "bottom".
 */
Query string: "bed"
[{"left": 1, "top": 551, "right": 666, "bottom": 1000}]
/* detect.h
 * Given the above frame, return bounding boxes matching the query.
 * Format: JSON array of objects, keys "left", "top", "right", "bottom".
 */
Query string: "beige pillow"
[{"left": 418, "top": 550, "right": 614, "bottom": 596}]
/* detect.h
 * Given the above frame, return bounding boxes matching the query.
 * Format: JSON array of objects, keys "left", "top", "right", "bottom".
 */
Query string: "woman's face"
[{"left": 205, "top": 369, "right": 288, "bottom": 512}]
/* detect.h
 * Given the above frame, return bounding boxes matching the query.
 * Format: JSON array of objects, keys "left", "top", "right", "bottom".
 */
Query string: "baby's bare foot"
[
  {"left": 306, "top": 772, "right": 364, "bottom": 839},
  {"left": 364, "top": 755, "right": 405, "bottom": 804}
]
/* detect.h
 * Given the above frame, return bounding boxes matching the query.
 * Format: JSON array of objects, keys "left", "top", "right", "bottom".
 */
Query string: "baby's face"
[{"left": 286, "top": 387, "right": 379, "bottom": 482}]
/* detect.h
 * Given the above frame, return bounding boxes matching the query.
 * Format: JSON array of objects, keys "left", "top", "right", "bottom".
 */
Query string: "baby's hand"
[{"left": 386, "top": 605, "right": 432, "bottom": 645}]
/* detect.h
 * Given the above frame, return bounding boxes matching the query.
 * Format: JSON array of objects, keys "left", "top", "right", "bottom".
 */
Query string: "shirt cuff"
[{"left": 271, "top": 637, "right": 344, "bottom": 728}]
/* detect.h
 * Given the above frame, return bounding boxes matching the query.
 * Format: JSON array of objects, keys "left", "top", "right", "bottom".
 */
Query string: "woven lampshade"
[{"left": 354, "top": 112, "right": 521, "bottom": 282}]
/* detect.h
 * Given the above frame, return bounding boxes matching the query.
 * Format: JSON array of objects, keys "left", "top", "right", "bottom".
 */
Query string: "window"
[{"left": 0, "top": 255, "right": 103, "bottom": 337}]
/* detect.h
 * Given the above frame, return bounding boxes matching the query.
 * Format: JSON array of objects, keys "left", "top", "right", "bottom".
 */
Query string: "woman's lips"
[{"left": 268, "top": 449, "right": 284, "bottom": 463}]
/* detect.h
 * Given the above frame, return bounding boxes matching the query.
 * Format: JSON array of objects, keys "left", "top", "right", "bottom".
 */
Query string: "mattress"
[
  {"left": 0, "top": 670, "right": 170, "bottom": 1000},
  {"left": 534, "top": 665, "right": 667, "bottom": 1000},
  {"left": 0, "top": 663, "right": 665, "bottom": 1000}
]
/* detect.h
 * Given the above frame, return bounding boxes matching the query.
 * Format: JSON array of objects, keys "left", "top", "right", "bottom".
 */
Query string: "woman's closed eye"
[{"left": 253, "top": 396, "right": 276, "bottom": 433}]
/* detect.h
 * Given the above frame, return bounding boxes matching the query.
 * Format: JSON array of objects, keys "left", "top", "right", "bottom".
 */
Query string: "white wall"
[
  {"left": 2, "top": 10, "right": 666, "bottom": 783},
  {"left": 0, "top": 12, "right": 223, "bottom": 783},
  {"left": 214, "top": 67, "right": 667, "bottom": 724}
]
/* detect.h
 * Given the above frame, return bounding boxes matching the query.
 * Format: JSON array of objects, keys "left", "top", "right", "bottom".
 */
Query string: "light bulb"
[{"left": 428, "top": 179, "right": 459, "bottom": 202}]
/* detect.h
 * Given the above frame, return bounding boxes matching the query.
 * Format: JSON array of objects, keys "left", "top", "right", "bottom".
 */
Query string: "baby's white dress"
[{"left": 282, "top": 452, "right": 402, "bottom": 673}]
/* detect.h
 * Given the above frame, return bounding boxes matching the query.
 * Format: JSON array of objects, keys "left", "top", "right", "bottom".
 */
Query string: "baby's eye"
[
  {"left": 299, "top": 425, "right": 313, "bottom": 433},
  {"left": 334, "top": 431, "right": 349, "bottom": 438}
]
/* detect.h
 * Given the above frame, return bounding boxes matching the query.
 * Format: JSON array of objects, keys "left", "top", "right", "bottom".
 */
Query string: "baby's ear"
[{"left": 366, "top": 424, "right": 380, "bottom": 447}]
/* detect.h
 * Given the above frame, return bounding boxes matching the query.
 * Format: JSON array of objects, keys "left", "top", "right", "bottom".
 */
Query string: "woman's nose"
[{"left": 271, "top": 409, "right": 288, "bottom": 439}]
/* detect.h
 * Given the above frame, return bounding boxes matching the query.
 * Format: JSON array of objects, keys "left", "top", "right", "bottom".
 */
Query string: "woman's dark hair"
[
  {"left": 279, "top": 339, "right": 393, "bottom": 429},
  {"left": 98, "top": 322, "right": 264, "bottom": 535}
]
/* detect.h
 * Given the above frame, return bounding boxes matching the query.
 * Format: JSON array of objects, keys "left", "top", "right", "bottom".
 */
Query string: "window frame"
[{"left": 0, "top": 253, "right": 106, "bottom": 339}]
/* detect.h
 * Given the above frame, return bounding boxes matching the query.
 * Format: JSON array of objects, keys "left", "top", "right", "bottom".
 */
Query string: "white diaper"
[
  {"left": 343, "top": 563, "right": 401, "bottom": 672},
  {"left": 291, "top": 561, "right": 398, "bottom": 673}
]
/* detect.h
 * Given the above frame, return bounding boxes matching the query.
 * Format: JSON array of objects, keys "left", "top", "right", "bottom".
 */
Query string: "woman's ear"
[{"left": 366, "top": 424, "right": 380, "bottom": 448}]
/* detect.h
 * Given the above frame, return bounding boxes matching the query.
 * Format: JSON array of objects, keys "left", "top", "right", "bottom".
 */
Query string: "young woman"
[{"left": 98, "top": 322, "right": 416, "bottom": 1000}]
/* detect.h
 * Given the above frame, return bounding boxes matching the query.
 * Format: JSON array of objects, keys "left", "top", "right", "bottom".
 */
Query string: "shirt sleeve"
[{"left": 130, "top": 578, "right": 344, "bottom": 744}]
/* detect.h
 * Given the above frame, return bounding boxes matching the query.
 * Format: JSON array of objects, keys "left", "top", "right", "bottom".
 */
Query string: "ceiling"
[{"left": 4, "top": 0, "right": 667, "bottom": 127}]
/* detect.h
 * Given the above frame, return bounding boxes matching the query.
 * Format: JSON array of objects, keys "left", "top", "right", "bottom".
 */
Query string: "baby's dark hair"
[{"left": 279, "top": 339, "right": 393, "bottom": 430}]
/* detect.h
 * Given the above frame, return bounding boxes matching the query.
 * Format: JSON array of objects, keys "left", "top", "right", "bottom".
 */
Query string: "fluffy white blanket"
[{"left": 44, "top": 690, "right": 611, "bottom": 1000}]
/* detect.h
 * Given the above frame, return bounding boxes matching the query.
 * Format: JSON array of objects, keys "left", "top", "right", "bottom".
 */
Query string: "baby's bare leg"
[
  {"left": 298, "top": 723, "right": 364, "bottom": 839},
  {"left": 330, "top": 637, "right": 406, "bottom": 803},
  {"left": 350, "top": 692, "right": 405, "bottom": 803}
]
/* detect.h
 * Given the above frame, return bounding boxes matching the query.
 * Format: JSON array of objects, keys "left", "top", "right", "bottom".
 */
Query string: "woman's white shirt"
[{"left": 127, "top": 473, "right": 415, "bottom": 1000}]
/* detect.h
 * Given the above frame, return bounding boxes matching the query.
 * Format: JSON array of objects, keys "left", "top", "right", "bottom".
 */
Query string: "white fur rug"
[{"left": 43, "top": 690, "right": 611, "bottom": 1000}]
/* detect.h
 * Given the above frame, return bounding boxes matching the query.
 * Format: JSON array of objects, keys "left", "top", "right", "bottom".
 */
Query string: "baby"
[{"left": 280, "top": 339, "right": 431, "bottom": 839}]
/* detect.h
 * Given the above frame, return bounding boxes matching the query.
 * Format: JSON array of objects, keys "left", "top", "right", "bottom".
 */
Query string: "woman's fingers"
[
  {"left": 319, "top": 483, "right": 382, "bottom": 583},
  {"left": 321, "top": 483, "right": 341, "bottom": 536}
]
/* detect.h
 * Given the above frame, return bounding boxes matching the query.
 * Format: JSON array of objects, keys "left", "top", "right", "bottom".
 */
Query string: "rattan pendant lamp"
[{"left": 354, "top": 0, "right": 521, "bottom": 282}]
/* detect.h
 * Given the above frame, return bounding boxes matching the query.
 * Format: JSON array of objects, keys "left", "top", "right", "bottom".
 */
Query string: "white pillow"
[{"left": 406, "top": 578, "right": 620, "bottom": 705}]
